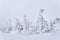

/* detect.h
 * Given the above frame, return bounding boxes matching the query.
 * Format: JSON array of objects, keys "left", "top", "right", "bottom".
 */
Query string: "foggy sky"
[{"left": 0, "top": 0, "right": 60, "bottom": 24}]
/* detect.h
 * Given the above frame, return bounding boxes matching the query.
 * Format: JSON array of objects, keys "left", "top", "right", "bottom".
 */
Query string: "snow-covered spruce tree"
[
  {"left": 36, "top": 9, "right": 48, "bottom": 33},
  {"left": 23, "top": 14, "right": 32, "bottom": 34},
  {"left": 36, "top": 9, "right": 58, "bottom": 33},
  {"left": 1, "top": 19, "right": 13, "bottom": 33},
  {"left": 14, "top": 18, "right": 23, "bottom": 33}
]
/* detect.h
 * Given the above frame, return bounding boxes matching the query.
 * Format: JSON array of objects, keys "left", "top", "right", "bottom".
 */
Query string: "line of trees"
[{"left": 0, "top": 9, "right": 60, "bottom": 34}]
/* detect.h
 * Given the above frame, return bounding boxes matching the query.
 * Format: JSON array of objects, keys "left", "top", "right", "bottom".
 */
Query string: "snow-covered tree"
[
  {"left": 15, "top": 18, "right": 23, "bottom": 33},
  {"left": 36, "top": 9, "right": 48, "bottom": 33},
  {"left": 23, "top": 14, "right": 32, "bottom": 34},
  {"left": 1, "top": 19, "right": 13, "bottom": 33}
]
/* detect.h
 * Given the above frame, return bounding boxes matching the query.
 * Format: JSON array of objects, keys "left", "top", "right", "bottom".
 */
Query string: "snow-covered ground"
[{"left": 0, "top": 31, "right": 60, "bottom": 40}]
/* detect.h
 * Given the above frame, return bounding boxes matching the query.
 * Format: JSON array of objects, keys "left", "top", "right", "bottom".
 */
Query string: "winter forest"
[
  {"left": 0, "top": 0, "right": 60, "bottom": 40},
  {"left": 0, "top": 9, "right": 60, "bottom": 35}
]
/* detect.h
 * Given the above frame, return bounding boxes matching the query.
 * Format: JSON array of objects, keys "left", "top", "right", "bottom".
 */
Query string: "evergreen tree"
[
  {"left": 15, "top": 18, "right": 23, "bottom": 33},
  {"left": 23, "top": 14, "right": 32, "bottom": 34},
  {"left": 36, "top": 9, "right": 48, "bottom": 33}
]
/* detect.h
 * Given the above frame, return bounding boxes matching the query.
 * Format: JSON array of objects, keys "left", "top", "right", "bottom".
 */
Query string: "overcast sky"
[{"left": 0, "top": 0, "right": 60, "bottom": 24}]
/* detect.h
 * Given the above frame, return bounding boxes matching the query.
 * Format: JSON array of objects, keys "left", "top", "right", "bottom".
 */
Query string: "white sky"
[{"left": 0, "top": 0, "right": 60, "bottom": 24}]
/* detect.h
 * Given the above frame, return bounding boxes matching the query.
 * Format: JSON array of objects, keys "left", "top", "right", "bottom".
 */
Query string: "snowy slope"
[{"left": 0, "top": 31, "right": 60, "bottom": 40}]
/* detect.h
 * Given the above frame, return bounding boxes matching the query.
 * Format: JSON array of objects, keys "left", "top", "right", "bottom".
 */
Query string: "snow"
[
  {"left": 0, "top": 31, "right": 60, "bottom": 40},
  {"left": 0, "top": 0, "right": 60, "bottom": 40}
]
